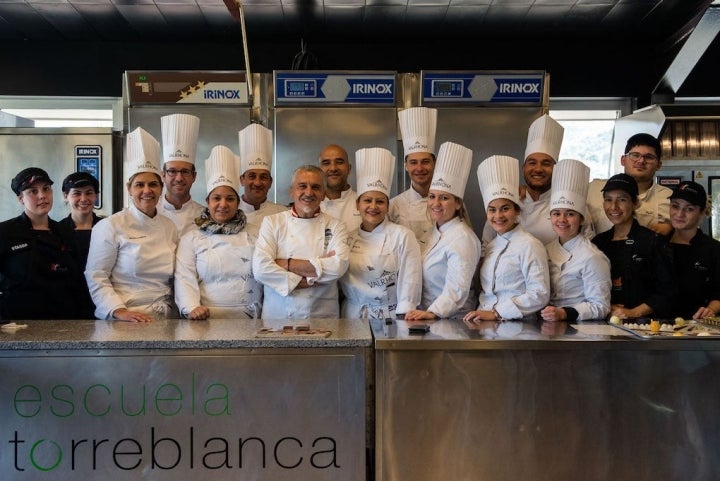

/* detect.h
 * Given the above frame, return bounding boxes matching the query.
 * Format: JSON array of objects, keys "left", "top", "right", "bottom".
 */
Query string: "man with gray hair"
[{"left": 253, "top": 165, "right": 350, "bottom": 319}]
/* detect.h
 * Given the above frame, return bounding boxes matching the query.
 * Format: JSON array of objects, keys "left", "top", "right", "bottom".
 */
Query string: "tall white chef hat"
[
  {"left": 550, "top": 158, "right": 590, "bottom": 214},
  {"left": 429, "top": 141, "right": 473, "bottom": 199},
  {"left": 126, "top": 127, "right": 162, "bottom": 180},
  {"left": 476, "top": 155, "right": 520, "bottom": 209},
  {"left": 524, "top": 114, "right": 564, "bottom": 163},
  {"left": 239, "top": 123, "right": 273, "bottom": 174},
  {"left": 355, "top": 147, "right": 395, "bottom": 198},
  {"left": 398, "top": 107, "right": 438, "bottom": 158},
  {"left": 161, "top": 113, "right": 200, "bottom": 165},
  {"left": 205, "top": 145, "right": 239, "bottom": 195}
]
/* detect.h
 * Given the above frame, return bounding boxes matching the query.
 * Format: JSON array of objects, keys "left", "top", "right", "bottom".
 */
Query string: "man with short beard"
[{"left": 253, "top": 165, "right": 350, "bottom": 319}]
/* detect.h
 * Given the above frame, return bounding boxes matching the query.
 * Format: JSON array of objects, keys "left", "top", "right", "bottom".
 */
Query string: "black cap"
[
  {"left": 602, "top": 173, "right": 639, "bottom": 199},
  {"left": 11, "top": 167, "right": 54, "bottom": 195},
  {"left": 669, "top": 181, "right": 707, "bottom": 208},
  {"left": 62, "top": 171, "right": 100, "bottom": 194}
]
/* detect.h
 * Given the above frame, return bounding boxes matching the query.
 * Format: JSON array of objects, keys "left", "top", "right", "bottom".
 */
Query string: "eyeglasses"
[
  {"left": 164, "top": 168, "right": 195, "bottom": 177},
  {"left": 624, "top": 152, "right": 658, "bottom": 163}
]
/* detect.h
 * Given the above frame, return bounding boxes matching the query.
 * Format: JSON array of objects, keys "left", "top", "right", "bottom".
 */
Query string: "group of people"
[{"left": 2, "top": 109, "right": 719, "bottom": 333}]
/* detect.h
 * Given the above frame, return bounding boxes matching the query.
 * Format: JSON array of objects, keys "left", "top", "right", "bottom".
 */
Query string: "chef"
[
  {"left": 464, "top": 155, "right": 550, "bottom": 325},
  {"left": 237, "top": 123, "right": 286, "bottom": 233},
  {"left": 388, "top": 106, "right": 437, "bottom": 243},
  {"left": 175, "top": 145, "right": 262, "bottom": 319},
  {"left": 482, "top": 114, "right": 593, "bottom": 246},
  {"left": 157, "top": 113, "right": 205, "bottom": 236},
  {"left": 253, "top": 165, "right": 350, "bottom": 319},
  {"left": 540, "top": 159, "right": 611, "bottom": 325},
  {"left": 405, "top": 142, "right": 482, "bottom": 320},
  {"left": 86, "top": 127, "right": 178, "bottom": 322},
  {"left": 318, "top": 143, "right": 362, "bottom": 230},
  {"left": 339, "top": 147, "right": 422, "bottom": 320}
]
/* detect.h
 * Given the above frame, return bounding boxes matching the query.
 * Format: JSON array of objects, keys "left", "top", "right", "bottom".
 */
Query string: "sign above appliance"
[
  {"left": 124, "top": 71, "right": 250, "bottom": 105},
  {"left": 274, "top": 71, "right": 396, "bottom": 106},
  {"left": 421, "top": 71, "right": 546, "bottom": 106}
]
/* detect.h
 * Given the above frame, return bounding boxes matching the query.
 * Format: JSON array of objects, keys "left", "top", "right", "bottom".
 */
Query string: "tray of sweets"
[{"left": 609, "top": 317, "right": 720, "bottom": 339}]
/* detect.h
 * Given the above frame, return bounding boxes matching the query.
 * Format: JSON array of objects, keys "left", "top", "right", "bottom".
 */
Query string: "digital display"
[
  {"left": 284, "top": 79, "right": 317, "bottom": 97},
  {"left": 431, "top": 80, "right": 463, "bottom": 97}
]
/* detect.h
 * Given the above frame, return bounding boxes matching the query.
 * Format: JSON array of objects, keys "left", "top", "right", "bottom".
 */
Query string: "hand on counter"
[
  {"left": 112, "top": 308, "right": 154, "bottom": 323},
  {"left": 187, "top": 306, "right": 210, "bottom": 320}
]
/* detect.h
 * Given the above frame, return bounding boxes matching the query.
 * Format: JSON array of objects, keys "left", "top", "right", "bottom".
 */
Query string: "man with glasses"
[
  {"left": 157, "top": 114, "right": 205, "bottom": 236},
  {"left": 588, "top": 133, "right": 672, "bottom": 235}
]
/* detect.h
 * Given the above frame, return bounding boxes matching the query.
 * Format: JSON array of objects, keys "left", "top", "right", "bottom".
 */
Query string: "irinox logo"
[
  {"left": 203, "top": 89, "right": 243, "bottom": 99},
  {"left": 351, "top": 83, "right": 392, "bottom": 94},
  {"left": 497, "top": 82, "right": 540, "bottom": 94}
]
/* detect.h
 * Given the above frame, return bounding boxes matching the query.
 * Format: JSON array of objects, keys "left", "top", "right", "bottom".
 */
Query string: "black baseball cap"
[
  {"left": 11, "top": 167, "right": 54, "bottom": 195},
  {"left": 62, "top": 171, "right": 100, "bottom": 194},
  {"left": 602, "top": 173, "right": 639, "bottom": 199},
  {"left": 669, "top": 181, "right": 707, "bottom": 208}
]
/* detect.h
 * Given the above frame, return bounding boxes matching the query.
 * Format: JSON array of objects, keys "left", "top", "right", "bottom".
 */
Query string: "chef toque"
[
  {"left": 398, "top": 107, "right": 438, "bottom": 157},
  {"left": 430, "top": 142, "right": 473, "bottom": 199},
  {"left": 476, "top": 155, "right": 520, "bottom": 209},
  {"left": 550, "top": 158, "right": 590, "bottom": 214},
  {"left": 205, "top": 145, "right": 239, "bottom": 195},
  {"left": 524, "top": 114, "right": 564, "bottom": 163},
  {"left": 355, "top": 147, "right": 395, "bottom": 198},
  {"left": 126, "top": 127, "right": 162, "bottom": 180},
  {"left": 161, "top": 113, "right": 200, "bottom": 165},
  {"left": 239, "top": 123, "right": 273, "bottom": 174}
]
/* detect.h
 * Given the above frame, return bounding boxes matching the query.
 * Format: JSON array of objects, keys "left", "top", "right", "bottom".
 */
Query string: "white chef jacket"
[
  {"left": 321, "top": 188, "right": 361, "bottom": 231},
  {"left": 587, "top": 179, "right": 672, "bottom": 235},
  {"left": 478, "top": 224, "right": 550, "bottom": 320},
  {"left": 157, "top": 197, "right": 205, "bottom": 237},
  {"left": 420, "top": 217, "right": 482, "bottom": 319},
  {"left": 482, "top": 190, "right": 595, "bottom": 246},
  {"left": 86, "top": 204, "right": 178, "bottom": 320},
  {"left": 545, "top": 234, "right": 611, "bottom": 321},
  {"left": 239, "top": 197, "right": 287, "bottom": 233},
  {"left": 339, "top": 219, "right": 422, "bottom": 319},
  {"left": 174, "top": 228, "right": 261, "bottom": 319},
  {"left": 253, "top": 210, "right": 350, "bottom": 319},
  {"left": 388, "top": 187, "right": 434, "bottom": 244}
]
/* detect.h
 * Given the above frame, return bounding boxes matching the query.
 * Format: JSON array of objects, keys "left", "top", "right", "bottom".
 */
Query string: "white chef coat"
[
  {"left": 546, "top": 234, "right": 611, "bottom": 321},
  {"left": 86, "top": 204, "right": 178, "bottom": 320},
  {"left": 239, "top": 197, "right": 287, "bottom": 233},
  {"left": 420, "top": 217, "right": 482, "bottom": 319},
  {"left": 478, "top": 224, "right": 550, "bottom": 320},
  {"left": 253, "top": 210, "right": 350, "bottom": 319},
  {"left": 388, "top": 187, "right": 434, "bottom": 244},
  {"left": 482, "top": 190, "right": 595, "bottom": 246},
  {"left": 157, "top": 197, "right": 205, "bottom": 237},
  {"left": 321, "top": 188, "right": 361, "bottom": 231},
  {"left": 175, "top": 228, "right": 261, "bottom": 319},
  {"left": 587, "top": 179, "right": 672, "bottom": 235},
  {"left": 339, "top": 218, "right": 422, "bottom": 319}
]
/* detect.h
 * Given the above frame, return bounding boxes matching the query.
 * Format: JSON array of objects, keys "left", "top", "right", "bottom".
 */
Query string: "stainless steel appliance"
[{"left": 0, "top": 127, "right": 118, "bottom": 221}]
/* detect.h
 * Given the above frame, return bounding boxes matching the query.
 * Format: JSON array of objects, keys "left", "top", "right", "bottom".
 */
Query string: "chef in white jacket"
[
  {"left": 86, "top": 127, "right": 178, "bottom": 322},
  {"left": 388, "top": 106, "right": 437, "bottom": 243},
  {"left": 174, "top": 145, "right": 262, "bottom": 320},
  {"left": 157, "top": 114, "right": 205, "bottom": 237},
  {"left": 237, "top": 123, "right": 286, "bottom": 234},
  {"left": 481, "top": 114, "right": 593, "bottom": 246},
  {"left": 464, "top": 155, "right": 550, "bottom": 326},
  {"left": 253, "top": 165, "right": 350, "bottom": 319},
  {"left": 540, "top": 159, "right": 611, "bottom": 328},
  {"left": 405, "top": 142, "right": 482, "bottom": 320},
  {"left": 339, "top": 147, "right": 422, "bottom": 319}
]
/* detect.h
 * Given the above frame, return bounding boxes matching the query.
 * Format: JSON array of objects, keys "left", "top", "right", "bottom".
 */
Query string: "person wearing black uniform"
[
  {"left": 58, "top": 171, "right": 103, "bottom": 270},
  {"left": 592, "top": 173, "right": 675, "bottom": 319},
  {"left": 666, "top": 181, "right": 720, "bottom": 319},
  {"left": 0, "top": 167, "right": 92, "bottom": 320}
]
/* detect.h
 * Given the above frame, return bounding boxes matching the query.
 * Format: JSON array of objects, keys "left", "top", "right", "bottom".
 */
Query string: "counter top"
[
  {"left": 0, "top": 318, "right": 372, "bottom": 351},
  {"left": 372, "top": 318, "right": 720, "bottom": 351}
]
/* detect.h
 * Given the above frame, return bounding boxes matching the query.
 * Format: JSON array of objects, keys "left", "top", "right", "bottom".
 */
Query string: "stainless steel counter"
[
  {"left": 373, "top": 319, "right": 720, "bottom": 481},
  {"left": 0, "top": 318, "right": 371, "bottom": 481}
]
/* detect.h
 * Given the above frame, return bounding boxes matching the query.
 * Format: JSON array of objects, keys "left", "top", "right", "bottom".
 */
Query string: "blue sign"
[
  {"left": 275, "top": 72, "right": 395, "bottom": 105},
  {"left": 75, "top": 145, "right": 102, "bottom": 208},
  {"left": 422, "top": 72, "right": 545, "bottom": 105}
]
